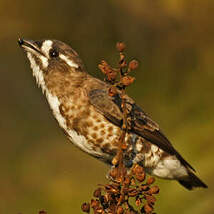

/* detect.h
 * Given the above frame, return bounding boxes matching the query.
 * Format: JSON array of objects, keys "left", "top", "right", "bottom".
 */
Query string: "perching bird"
[{"left": 18, "top": 38, "right": 207, "bottom": 190}]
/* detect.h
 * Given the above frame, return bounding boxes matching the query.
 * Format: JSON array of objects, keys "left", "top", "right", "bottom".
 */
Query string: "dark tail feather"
[{"left": 178, "top": 172, "right": 208, "bottom": 190}]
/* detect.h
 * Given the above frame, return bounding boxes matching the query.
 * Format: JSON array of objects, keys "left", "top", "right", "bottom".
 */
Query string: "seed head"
[
  {"left": 135, "top": 198, "right": 142, "bottom": 206},
  {"left": 142, "top": 203, "right": 153, "bottom": 214},
  {"left": 91, "top": 199, "right": 100, "bottom": 209},
  {"left": 117, "top": 206, "right": 124, "bottom": 214},
  {"left": 108, "top": 86, "right": 118, "bottom": 97},
  {"left": 93, "top": 188, "right": 102, "bottom": 198},
  {"left": 128, "top": 60, "right": 139, "bottom": 70},
  {"left": 136, "top": 173, "right": 146, "bottom": 182},
  {"left": 145, "top": 195, "right": 156, "bottom": 206},
  {"left": 147, "top": 177, "right": 155, "bottom": 185},
  {"left": 148, "top": 186, "right": 160, "bottom": 195},
  {"left": 81, "top": 203, "right": 90, "bottom": 213},
  {"left": 116, "top": 42, "right": 126, "bottom": 52},
  {"left": 121, "top": 76, "right": 135, "bottom": 86}
]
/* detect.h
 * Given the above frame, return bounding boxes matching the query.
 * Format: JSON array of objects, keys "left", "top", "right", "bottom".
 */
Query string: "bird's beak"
[{"left": 18, "top": 38, "right": 43, "bottom": 55}]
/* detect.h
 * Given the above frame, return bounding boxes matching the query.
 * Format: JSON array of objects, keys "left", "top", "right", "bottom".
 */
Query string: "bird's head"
[{"left": 18, "top": 38, "right": 86, "bottom": 93}]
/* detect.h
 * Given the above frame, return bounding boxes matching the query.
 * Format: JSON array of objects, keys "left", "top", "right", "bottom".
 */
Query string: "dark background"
[{"left": 0, "top": 0, "right": 213, "bottom": 213}]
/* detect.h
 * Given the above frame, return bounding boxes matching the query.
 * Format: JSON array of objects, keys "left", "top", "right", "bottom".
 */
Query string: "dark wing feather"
[
  {"left": 88, "top": 87, "right": 195, "bottom": 172},
  {"left": 88, "top": 89, "right": 123, "bottom": 126},
  {"left": 134, "top": 129, "right": 195, "bottom": 171}
]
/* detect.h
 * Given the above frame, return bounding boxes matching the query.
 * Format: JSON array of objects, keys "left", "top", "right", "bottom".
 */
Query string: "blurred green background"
[{"left": 0, "top": 0, "right": 213, "bottom": 213}]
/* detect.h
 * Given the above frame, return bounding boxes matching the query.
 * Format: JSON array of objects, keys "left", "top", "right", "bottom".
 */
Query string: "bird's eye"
[{"left": 49, "top": 48, "right": 59, "bottom": 58}]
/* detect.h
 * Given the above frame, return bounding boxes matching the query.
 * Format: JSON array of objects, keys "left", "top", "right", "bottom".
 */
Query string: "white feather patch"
[
  {"left": 59, "top": 54, "right": 79, "bottom": 68},
  {"left": 136, "top": 141, "right": 143, "bottom": 152},
  {"left": 152, "top": 158, "right": 188, "bottom": 179},
  {"left": 151, "top": 145, "right": 158, "bottom": 153},
  {"left": 27, "top": 52, "right": 46, "bottom": 92},
  {"left": 144, "top": 145, "right": 161, "bottom": 167},
  {"left": 41, "top": 40, "right": 53, "bottom": 56},
  {"left": 46, "top": 92, "right": 67, "bottom": 128}
]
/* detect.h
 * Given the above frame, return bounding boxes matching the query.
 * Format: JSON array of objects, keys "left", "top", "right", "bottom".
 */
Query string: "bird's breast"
[
  {"left": 45, "top": 87, "right": 120, "bottom": 159},
  {"left": 45, "top": 88, "right": 171, "bottom": 171}
]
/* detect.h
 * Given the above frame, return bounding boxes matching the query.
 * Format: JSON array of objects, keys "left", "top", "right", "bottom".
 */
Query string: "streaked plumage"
[{"left": 18, "top": 38, "right": 207, "bottom": 190}]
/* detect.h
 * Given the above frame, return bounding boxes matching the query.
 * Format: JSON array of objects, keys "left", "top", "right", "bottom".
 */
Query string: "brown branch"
[{"left": 81, "top": 42, "right": 159, "bottom": 214}]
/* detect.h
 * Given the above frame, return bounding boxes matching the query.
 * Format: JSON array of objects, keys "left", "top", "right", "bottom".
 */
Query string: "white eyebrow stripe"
[
  {"left": 59, "top": 54, "right": 79, "bottom": 68},
  {"left": 41, "top": 40, "right": 53, "bottom": 56},
  {"left": 40, "top": 55, "right": 49, "bottom": 68}
]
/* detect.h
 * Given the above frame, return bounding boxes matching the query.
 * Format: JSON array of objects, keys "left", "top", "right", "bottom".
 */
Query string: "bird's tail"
[{"left": 178, "top": 171, "right": 208, "bottom": 190}]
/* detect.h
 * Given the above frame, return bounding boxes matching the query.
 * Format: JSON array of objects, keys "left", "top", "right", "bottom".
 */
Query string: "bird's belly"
[
  {"left": 46, "top": 90, "right": 120, "bottom": 160},
  {"left": 66, "top": 128, "right": 112, "bottom": 160},
  {"left": 47, "top": 93, "right": 188, "bottom": 179}
]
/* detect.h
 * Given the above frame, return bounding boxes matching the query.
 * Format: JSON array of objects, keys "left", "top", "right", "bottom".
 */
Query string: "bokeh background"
[{"left": 0, "top": 0, "right": 213, "bottom": 213}]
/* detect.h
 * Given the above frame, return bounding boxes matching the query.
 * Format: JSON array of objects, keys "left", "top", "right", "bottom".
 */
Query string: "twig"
[{"left": 81, "top": 42, "right": 159, "bottom": 214}]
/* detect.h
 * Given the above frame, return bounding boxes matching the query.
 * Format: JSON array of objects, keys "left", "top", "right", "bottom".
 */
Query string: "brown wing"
[{"left": 88, "top": 86, "right": 195, "bottom": 171}]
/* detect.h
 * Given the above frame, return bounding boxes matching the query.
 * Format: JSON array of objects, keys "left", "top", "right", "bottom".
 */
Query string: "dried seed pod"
[
  {"left": 123, "top": 187, "right": 129, "bottom": 195},
  {"left": 98, "top": 60, "right": 117, "bottom": 81},
  {"left": 131, "top": 178, "right": 136, "bottom": 186},
  {"left": 142, "top": 204, "right": 153, "bottom": 214},
  {"left": 121, "top": 76, "right": 135, "bottom": 86},
  {"left": 98, "top": 60, "right": 110, "bottom": 74},
  {"left": 93, "top": 188, "right": 102, "bottom": 198},
  {"left": 105, "top": 184, "right": 119, "bottom": 194},
  {"left": 124, "top": 176, "right": 131, "bottom": 186},
  {"left": 109, "top": 167, "right": 118, "bottom": 179},
  {"left": 117, "top": 206, "right": 124, "bottom": 214},
  {"left": 128, "top": 60, "right": 139, "bottom": 70},
  {"left": 145, "top": 195, "right": 156, "bottom": 205},
  {"left": 109, "top": 203, "right": 117, "bottom": 213},
  {"left": 136, "top": 173, "right": 146, "bottom": 182},
  {"left": 117, "top": 194, "right": 125, "bottom": 206},
  {"left": 140, "top": 184, "right": 149, "bottom": 191},
  {"left": 132, "top": 164, "right": 144, "bottom": 175},
  {"left": 116, "top": 42, "right": 126, "bottom": 52},
  {"left": 104, "top": 184, "right": 113, "bottom": 191},
  {"left": 148, "top": 186, "right": 160, "bottom": 195},
  {"left": 112, "top": 154, "right": 119, "bottom": 166},
  {"left": 147, "top": 177, "right": 155, "bottom": 185},
  {"left": 104, "top": 194, "right": 110, "bottom": 203},
  {"left": 115, "top": 175, "right": 123, "bottom": 183},
  {"left": 120, "top": 60, "right": 127, "bottom": 68},
  {"left": 135, "top": 198, "right": 141, "bottom": 206},
  {"left": 81, "top": 202, "right": 90, "bottom": 213},
  {"left": 108, "top": 86, "right": 118, "bottom": 97},
  {"left": 106, "top": 70, "right": 117, "bottom": 81},
  {"left": 91, "top": 199, "right": 100, "bottom": 209},
  {"left": 106, "top": 192, "right": 114, "bottom": 202},
  {"left": 94, "top": 207, "right": 103, "bottom": 214},
  {"left": 128, "top": 188, "right": 138, "bottom": 197},
  {"left": 98, "top": 64, "right": 105, "bottom": 74}
]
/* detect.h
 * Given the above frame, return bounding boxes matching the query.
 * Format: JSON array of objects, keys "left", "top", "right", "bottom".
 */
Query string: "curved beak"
[{"left": 18, "top": 38, "right": 43, "bottom": 56}]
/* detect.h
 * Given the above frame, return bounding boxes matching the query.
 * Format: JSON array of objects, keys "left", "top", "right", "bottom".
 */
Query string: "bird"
[{"left": 18, "top": 38, "right": 207, "bottom": 190}]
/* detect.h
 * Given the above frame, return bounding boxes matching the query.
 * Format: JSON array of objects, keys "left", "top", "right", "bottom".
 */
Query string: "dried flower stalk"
[{"left": 82, "top": 42, "right": 159, "bottom": 214}]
